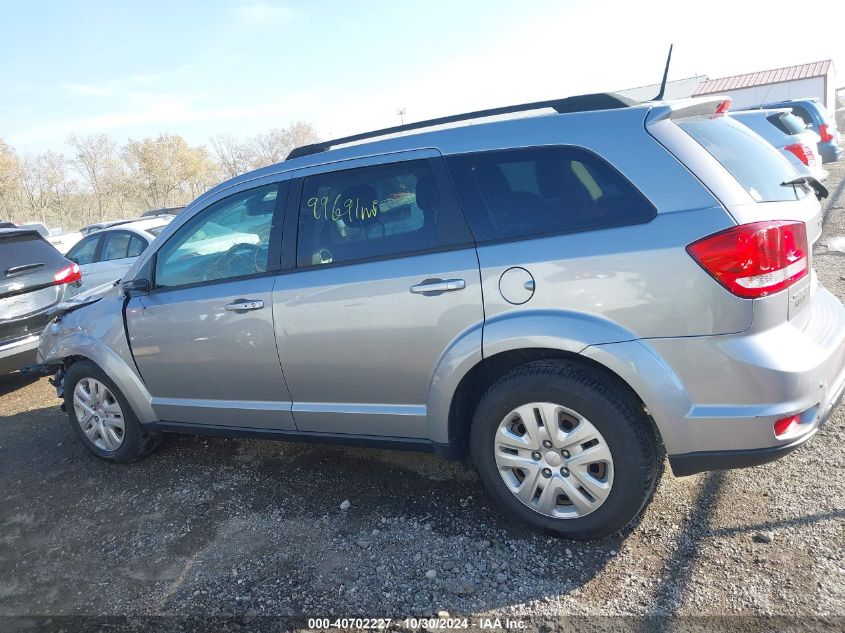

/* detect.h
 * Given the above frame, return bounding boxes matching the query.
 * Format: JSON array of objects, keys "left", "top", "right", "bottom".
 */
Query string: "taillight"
[
  {"left": 54, "top": 262, "right": 81, "bottom": 285},
  {"left": 773, "top": 414, "right": 801, "bottom": 438},
  {"left": 784, "top": 143, "right": 813, "bottom": 166},
  {"left": 819, "top": 123, "right": 833, "bottom": 143},
  {"left": 686, "top": 221, "right": 808, "bottom": 299}
]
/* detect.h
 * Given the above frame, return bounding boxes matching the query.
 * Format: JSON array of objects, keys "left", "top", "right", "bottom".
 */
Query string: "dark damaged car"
[{"left": 0, "top": 227, "right": 82, "bottom": 374}]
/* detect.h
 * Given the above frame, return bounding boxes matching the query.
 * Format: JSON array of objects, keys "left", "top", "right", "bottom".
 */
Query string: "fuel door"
[{"left": 498, "top": 266, "right": 535, "bottom": 305}]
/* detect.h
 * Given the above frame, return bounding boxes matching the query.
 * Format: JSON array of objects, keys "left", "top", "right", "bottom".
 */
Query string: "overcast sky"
[{"left": 3, "top": 0, "right": 844, "bottom": 155}]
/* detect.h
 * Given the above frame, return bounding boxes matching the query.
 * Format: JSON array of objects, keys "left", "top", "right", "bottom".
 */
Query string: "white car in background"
[
  {"left": 19, "top": 222, "right": 82, "bottom": 254},
  {"left": 64, "top": 217, "right": 173, "bottom": 293}
]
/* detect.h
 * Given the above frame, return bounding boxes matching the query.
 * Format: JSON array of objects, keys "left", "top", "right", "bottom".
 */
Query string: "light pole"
[{"left": 397, "top": 107, "right": 407, "bottom": 125}]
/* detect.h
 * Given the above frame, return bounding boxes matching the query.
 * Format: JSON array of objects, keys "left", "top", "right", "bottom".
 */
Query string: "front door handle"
[
  {"left": 225, "top": 299, "right": 264, "bottom": 312},
  {"left": 410, "top": 278, "right": 466, "bottom": 295}
]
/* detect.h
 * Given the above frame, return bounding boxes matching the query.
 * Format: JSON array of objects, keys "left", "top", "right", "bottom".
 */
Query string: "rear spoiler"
[
  {"left": 0, "top": 228, "right": 42, "bottom": 239},
  {"left": 645, "top": 96, "right": 733, "bottom": 126}
]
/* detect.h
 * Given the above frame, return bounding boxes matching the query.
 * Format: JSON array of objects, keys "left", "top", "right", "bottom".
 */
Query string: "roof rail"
[{"left": 286, "top": 92, "right": 637, "bottom": 160}]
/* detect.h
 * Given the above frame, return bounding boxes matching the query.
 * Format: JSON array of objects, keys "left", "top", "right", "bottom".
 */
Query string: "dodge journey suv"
[{"left": 36, "top": 93, "right": 845, "bottom": 539}]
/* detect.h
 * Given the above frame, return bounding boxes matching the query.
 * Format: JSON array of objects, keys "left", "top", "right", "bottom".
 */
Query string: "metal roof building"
[{"left": 692, "top": 60, "right": 837, "bottom": 110}]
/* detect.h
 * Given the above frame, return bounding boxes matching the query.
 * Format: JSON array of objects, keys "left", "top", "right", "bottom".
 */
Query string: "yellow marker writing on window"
[{"left": 307, "top": 196, "right": 380, "bottom": 222}]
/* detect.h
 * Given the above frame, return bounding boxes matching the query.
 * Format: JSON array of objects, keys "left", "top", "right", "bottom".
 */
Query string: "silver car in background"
[
  {"left": 36, "top": 94, "right": 845, "bottom": 540},
  {"left": 730, "top": 108, "right": 828, "bottom": 184}
]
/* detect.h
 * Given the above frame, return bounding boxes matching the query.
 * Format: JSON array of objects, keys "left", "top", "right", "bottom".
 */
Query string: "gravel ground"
[{"left": 1, "top": 158, "right": 844, "bottom": 633}]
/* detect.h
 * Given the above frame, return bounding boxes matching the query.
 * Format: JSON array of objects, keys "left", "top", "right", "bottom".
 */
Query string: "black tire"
[
  {"left": 470, "top": 360, "right": 659, "bottom": 540},
  {"left": 64, "top": 360, "right": 162, "bottom": 463}
]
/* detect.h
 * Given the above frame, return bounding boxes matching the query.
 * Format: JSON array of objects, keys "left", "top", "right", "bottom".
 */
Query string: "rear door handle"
[
  {"left": 225, "top": 299, "right": 264, "bottom": 312},
  {"left": 410, "top": 278, "right": 466, "bottom": 295}
]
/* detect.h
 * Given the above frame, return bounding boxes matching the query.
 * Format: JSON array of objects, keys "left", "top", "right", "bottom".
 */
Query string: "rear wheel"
[
  {"left": 64, "top": 360, "right": 162, "bottom": 463},
  {"left": 470, "top": 360, "right": 659, "bottom": 539}
]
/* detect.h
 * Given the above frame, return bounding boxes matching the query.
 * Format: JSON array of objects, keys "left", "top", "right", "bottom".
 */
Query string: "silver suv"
[{"left": 37, "top": 94, "right": 845, "bottom": 539}]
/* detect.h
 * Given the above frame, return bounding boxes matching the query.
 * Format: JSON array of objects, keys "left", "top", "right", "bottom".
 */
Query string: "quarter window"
[
  {"left": 446, "top": 146, "right": 656, "bottom": 242},
  {"left": 155, "top": 184, "right": 279, "bottom": 288},
  {"left": 678, "top": 116, "right": 807, "bottom": 202},
  {"left": 296, "top": 159, "right": 472, "bottom": 268}
]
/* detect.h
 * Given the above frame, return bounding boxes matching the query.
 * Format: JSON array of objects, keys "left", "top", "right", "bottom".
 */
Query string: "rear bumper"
[
  {"left": 0, "top": 334, "right": 40, "bottom": 375},
  {"left": 586, "top": 285, "right": 845, "bottom": 476},
  {"left": 669, "top": 431, "right": 814, "bottom": 476},
  {"left": 652, "top": 286, "right": 845, "bottom": 474},
  {"left": 669, "top": 365, "right": 844, "bottom": 475}
]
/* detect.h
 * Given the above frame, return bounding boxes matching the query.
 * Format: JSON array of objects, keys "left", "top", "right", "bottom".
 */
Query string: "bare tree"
[
  {"left": 247, "top": 121, "right": 320, "bottom": 170},
  {"left": 211, "top": 133, "right": 252, "bottom": 180},
  {"left": 3, "top": 121, "right": 319, "bottom": 230},
  {"left": 0, "top": 139, "right": 21, "bottom": 223},
  {"left": 122, "top": 133, "right": 217, "bottom": 209},
  {"left": 18, "top": 152, "right": 68, "bottom": 226},
  {"left": 67, "top": 133, "right": 124, "bottom": 223}
]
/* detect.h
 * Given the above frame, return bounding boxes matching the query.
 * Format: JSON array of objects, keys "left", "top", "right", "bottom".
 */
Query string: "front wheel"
[
  {"left": 470, "top": 360, "right": 659, "bottom": 540},
  {"left": 64, "top": 360, "right": 162, "bottom": 463}
]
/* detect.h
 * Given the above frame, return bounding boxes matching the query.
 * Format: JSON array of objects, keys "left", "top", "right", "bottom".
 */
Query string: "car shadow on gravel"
[
  {"left": 0, "top": 371, "right": 40, "bottom": 396},
  {"left": 640, "top": 469, "right": 845, "bottom": 632},
  {"left": 0, "top": 404, "right": 625, "bottom": 618}
]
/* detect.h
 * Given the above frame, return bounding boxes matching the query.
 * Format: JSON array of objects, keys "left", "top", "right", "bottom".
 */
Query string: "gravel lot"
[{"left": 1, "top": 158, "right": 844, "bottom": 632}]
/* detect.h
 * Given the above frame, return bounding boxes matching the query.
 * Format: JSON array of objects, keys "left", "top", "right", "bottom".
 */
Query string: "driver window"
[
  {"left": 66, "top": 235, "right": 100, "bottom": 265},
  {"left": 154, "top": 184, "right": 279, "bottom": 288}
]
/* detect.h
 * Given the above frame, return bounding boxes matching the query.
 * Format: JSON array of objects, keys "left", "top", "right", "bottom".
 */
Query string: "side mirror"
[{"left": 122, "top": 278, "right": 150, "bottom": 297}]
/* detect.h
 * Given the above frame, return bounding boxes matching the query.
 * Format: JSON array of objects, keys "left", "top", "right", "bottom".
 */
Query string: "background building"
[{"left": 692, "top": 60, "right": 837, "bottom": 110}]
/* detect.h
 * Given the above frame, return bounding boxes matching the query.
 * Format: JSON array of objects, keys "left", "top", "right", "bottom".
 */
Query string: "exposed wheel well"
[
  {"left": 63, "top": 355, "right": 89, "bottom": 369},
  {"left": 447, "top": 348, "right": 659, "bottom": 459}
]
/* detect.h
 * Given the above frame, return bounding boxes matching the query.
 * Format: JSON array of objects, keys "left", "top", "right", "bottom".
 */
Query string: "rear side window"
[
  {"left": 102, "top": 233, "right": 129, "bottom": 261},
  {"left": 677, "top": 116, "right": 807, "bottom": 202},
  {"left": 102, "top": 232, "right": 147, "bottom": 260},
  {"left": 296, "top": 158, "right": 473, "bottom": 268},
  {"left": 446, "top": 146, "right": 656, "bottom": 243}
]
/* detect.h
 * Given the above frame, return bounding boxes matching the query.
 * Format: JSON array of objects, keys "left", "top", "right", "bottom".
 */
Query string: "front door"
[
  {"left": 126, "top": 182, "right": 295, "bottom": 430},
  {"left": 273, "top": 154, "right": 483, "bottom": 439}
]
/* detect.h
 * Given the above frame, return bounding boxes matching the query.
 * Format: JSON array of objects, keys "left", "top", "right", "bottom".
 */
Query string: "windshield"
[
  {"left": 677, "top": 115, "right": 807, "bottom": 202},
  {"left": 147, "top": 225, "right": 167, "bottom": 236}
]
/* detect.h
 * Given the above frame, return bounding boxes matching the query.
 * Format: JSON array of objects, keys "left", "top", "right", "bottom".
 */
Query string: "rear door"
[
  {"left": 125, "top": 181, "right": 296, "bottom": 429},
  {"left": 92, "top": 230, "right": 147, "bottom": 287},
  {"left": 272, "top": 153, "right": 483, "bottom": 439}
]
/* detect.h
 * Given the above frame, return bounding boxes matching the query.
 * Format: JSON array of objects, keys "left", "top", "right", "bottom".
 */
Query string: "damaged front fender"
[{"left": 37, "top": 281, "right": 158, "bottom": 424}]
